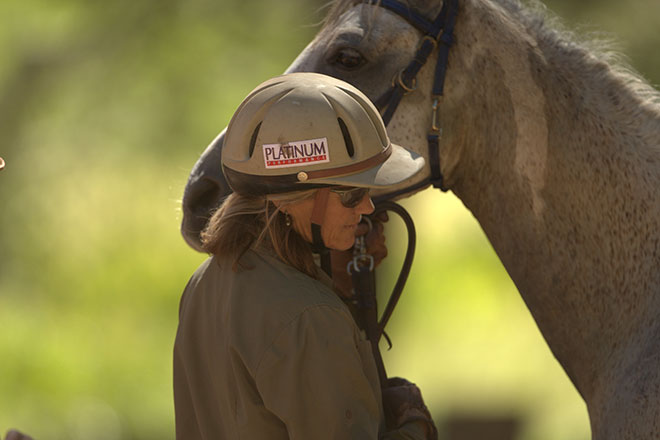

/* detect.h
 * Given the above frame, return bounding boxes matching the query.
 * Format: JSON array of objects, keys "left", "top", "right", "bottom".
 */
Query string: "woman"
[{"left": 174, "top": 73, "right": 436, "bottom": 439}]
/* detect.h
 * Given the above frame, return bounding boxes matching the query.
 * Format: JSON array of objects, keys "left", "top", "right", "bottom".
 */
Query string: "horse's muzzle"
[{"left": 181, "top": 130, "right": 231, "bottom": 251}]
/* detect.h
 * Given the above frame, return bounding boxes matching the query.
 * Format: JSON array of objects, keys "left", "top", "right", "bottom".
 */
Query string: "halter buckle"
[{"left": 393, "top": 69, "right": 417, "bottom": 94}]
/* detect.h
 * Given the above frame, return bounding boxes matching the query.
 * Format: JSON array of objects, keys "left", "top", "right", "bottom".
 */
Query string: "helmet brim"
[{"left": 309, "top": 143, "right": 425, "bottom": 188}]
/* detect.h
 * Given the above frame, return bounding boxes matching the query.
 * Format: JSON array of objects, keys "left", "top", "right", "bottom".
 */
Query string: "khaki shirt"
[{"left": 174, "top": 250, "right": 426, "bottom": 439}]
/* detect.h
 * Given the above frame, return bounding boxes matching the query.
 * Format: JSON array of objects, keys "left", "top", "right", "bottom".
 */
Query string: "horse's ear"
[
  {"left": 337, "top": 117, "right": 355, "bottom": 157},
  {"left": 248, "top": 122, "right": 263, "bottom": 158}
]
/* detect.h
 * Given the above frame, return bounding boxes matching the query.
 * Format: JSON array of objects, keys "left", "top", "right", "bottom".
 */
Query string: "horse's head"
[{"left": 182, "top": 0, "right": 467, "bottom": 250}]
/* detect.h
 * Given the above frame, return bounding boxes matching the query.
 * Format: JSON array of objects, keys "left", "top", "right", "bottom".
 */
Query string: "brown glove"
[
  {"left": 5, "top": 430, "right": 34, "bottom": 440},
  {"left": 382, "top": 377, "right": 437, "bottom": 439}
]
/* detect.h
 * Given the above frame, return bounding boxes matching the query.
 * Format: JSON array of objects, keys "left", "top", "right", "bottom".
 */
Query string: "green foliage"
[
  {"left": 0, "top": 0, "right": 657, "bottom": 439},
  {"left": 0, "top": 1, "right": 320, "bottom": 438}
]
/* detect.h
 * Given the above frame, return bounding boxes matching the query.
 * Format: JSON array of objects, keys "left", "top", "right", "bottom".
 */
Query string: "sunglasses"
[{"left": 330, "top": 186, "right": 370, "bottom": 208}]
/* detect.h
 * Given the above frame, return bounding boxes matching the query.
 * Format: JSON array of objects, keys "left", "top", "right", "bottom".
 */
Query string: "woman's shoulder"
[
  {"left": 238, "top": 249, "right": 343, "bottom": 309},
  {"left": 187, "top": 250, "right": 345, "bottom": 314}
]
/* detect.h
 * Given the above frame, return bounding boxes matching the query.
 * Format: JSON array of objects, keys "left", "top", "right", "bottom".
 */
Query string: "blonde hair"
[{"left": 201, "top": 190, "right": 320, "bottom": 279}]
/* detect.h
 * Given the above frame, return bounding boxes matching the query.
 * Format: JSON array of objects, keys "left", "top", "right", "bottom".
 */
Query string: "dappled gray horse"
[{"left": 181, "top": 0, "right": 660, "bottom": 437}]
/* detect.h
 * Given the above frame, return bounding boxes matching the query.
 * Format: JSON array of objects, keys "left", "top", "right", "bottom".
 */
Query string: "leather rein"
[
  {"left": 369, "top": 0, "right": 459, "bottom": 201},
  {"left": 346, "top": 0, "right": 459, "bottom": 390}
]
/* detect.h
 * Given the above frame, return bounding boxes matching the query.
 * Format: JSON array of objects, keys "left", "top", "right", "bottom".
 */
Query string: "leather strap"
[
  {"left": 310, "top": 188, "right": 332, "bottom": 276},
  {"left": 303, "top": 143, "right": 391, "bottom": 180},
  {"left": 352, "top": 261, "right": 388, "bottom": 385},
  {"left": 376, "top": 0, "right": 437, "bottom": 34}
]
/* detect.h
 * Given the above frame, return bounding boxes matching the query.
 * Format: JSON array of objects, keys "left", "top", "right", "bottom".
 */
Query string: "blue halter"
[{"left": 369, "top": 0, "right": 459, "bottom": 199}]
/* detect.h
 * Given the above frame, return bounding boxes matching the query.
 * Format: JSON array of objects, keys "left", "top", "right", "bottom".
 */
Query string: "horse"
[{"left": 181, "top": 0, "right": 660, "bottom": 437}]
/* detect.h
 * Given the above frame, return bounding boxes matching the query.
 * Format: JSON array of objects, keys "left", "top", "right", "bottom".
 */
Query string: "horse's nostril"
[{"left": 181, "top": 176, "right": 229, "bottom": 251}]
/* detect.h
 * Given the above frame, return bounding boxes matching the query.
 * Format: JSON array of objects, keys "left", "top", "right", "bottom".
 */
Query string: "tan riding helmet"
[{"left": 222, "top": 72, "right": 425, "bottom": 195}]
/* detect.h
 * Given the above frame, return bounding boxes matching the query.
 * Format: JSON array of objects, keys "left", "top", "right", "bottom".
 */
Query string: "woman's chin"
[
  {"left": 334, "top": 243, "right": 354, "bottom": 252},
  {"left": 328, "top": 237, "right": 355, "bottom": 252}
]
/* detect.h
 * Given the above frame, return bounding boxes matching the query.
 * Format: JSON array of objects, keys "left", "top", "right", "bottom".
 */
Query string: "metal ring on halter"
[
  {"left": 393, "top": 69, "right": 417, "bottom": 94},
  {"left": 419, "top": 34, "right": 438, "bottom": 51},
  {"left": 0, "top": 157, "right": 5, "bottom": 171}
]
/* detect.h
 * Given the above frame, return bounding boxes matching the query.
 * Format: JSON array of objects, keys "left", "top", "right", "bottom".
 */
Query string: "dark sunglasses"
[{"left": 330, "top": 186, "right": 370, "bottom": 208}]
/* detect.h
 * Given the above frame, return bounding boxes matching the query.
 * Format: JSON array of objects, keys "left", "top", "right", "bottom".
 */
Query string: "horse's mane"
[
  {"left": 322, "top": 0, "right": 660, "bottom": 107},
  {"left": 496, "top": 0, "right": 660, "bottom": 107}
]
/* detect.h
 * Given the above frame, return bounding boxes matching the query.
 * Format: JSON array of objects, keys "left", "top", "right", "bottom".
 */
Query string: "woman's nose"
[{"left": 357, "top": 196, "right": 375, "bottom": 215}]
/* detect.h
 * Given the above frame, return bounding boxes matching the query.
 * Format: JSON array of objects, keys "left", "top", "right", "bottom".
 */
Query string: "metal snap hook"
[
  {"left": 431, "top": 96, "right": 442, "bottom": 133},
  {"left": 347, "top": 254, "right": 375, "bottom": 274},
  {"left": 347, "top": 217, "right": 375, "bottom": 274}
]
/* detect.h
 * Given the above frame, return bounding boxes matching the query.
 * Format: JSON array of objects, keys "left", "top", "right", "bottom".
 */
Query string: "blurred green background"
[{"left": 0, "top": 0, "right": 657, "bottom": 439}]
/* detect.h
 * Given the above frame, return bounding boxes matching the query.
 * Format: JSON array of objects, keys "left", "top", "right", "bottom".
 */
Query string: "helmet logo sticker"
[{"left": 263, "top": 137, "right": 330, "bottom": 169}]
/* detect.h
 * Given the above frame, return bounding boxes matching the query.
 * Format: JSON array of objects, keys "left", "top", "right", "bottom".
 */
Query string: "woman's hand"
[
  {"left": 382, "top": 377, "right": 437, "bottom": 439},
  {"left": 330, "top": 212, "right": 389, "bottom": 297}
]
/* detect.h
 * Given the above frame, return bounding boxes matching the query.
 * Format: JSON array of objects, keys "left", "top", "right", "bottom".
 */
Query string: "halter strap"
[
  {"left": 369, "top": 0, "right": 459, "bottom": 197},
  {"left": 376, "top": 0, "right": 438, "bottom": 34}
]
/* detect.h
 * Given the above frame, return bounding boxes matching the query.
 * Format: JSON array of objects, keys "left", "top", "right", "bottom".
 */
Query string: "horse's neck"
[{"left": 442, "top": 0, "right": 660, "bottom": 400}]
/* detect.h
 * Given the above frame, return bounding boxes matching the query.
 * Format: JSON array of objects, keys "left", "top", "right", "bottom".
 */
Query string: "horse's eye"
[{"left": 329, "top": 47, "right": 365, "bottom": 70}]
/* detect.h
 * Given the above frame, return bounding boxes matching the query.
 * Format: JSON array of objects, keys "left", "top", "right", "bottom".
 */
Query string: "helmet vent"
[
  {"left": 337, "top": 118, "right": 354, "bottom": 158},
  {"left": 248, "top": 122, "right": 262, "bottom": 158}
]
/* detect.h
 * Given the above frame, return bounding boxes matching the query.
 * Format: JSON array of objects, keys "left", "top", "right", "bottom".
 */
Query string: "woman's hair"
[{"left": 200, "top": 190, "right": 320, "bottom": 278}]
